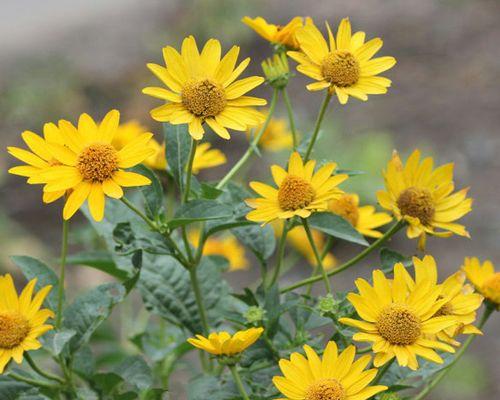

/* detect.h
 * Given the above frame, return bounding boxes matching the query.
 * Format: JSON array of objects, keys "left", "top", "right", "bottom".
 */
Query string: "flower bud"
[{"left": 261, "top": 53, "right": 290, "bottom": 89}]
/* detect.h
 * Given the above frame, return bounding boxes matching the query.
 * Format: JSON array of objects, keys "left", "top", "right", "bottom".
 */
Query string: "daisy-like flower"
[
  {"left": 462, "top": 257, "right": 500, "bottom": 307},
  {"left": 246, "top": 152, "right": 348, "bottom": 224},
  {"left": 0, "top": 274, "right": 54, "bottom": 373},
  {"left": 39, "top": 110, "right": 155, "bottom": 222},
  {"left": 247, "top": 115, "right": 293, "bottom": 152},
  {"left": 339, "top": 260, "right": 460, "bottom": 370},
  {"left": 329, "top": 193, "right": 392, "bottom": 238},
  {"left": 273, "top": 341, "right": 387, "bottom": 400},
  {"left": 188, "top": 230, "right": 249, "bottom": 271},
  {"left": 242, "top": 16, "right": 309, "bottom": 50},
  {"left": 7, "top": 123, "right": 66, "bottom": 204},
  {"left": 288, "top": 18, "right": 396, "bottom": 104},
  {"left": 187, "top": 327, "right": 263, "bottom": 356},
  {"left": 143, "top": 36, "right": 267, "bottom": 140},
  {"left": 377, "top": 149, "right": 473, "bottom": 249}
]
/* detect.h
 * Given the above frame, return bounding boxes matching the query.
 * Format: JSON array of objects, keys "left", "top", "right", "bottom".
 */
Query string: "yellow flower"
[
  {"left": 0, "top": 274, "right": 54, "bottom": 373},
  {"left": 187, "top": 327, "right": 263, "bottom": 356},
  {"left": 288, "top": 18, "right": 396, "bottom": 104},
  {"left": 247, "top": 115, "right": 293, "bottom": 152},
  {"left": 143, "top": 36, "right": 267, "bottom": 140},
  {"left": 462, "top": 257, "right": 500, "bottom": 306},
  {"left": 339, "top": 257, "right": 460, "bottom": 370},
  {"left": 242, "top": 16, "right": 309, "bottom": 50},
  {"left": 377, "top": 149, "right": 473, "bottom": 248},
  {"left": 188, "top": 230, "right": 249, "bottom": 271},
  {"left": 39, "top": 110, "right": 154, "bottom": 222},
  {"left": 246, "top": 152, "right": 347, "bottom": 224},
  {"left": 7, "top": 123, "right": 66, "bottom": 204},
  {"left": 329, "top": 193, "right": 392, "bottom": 238},
  {"left": 273, "top": 341, "right": 387, "bottom": 400}
]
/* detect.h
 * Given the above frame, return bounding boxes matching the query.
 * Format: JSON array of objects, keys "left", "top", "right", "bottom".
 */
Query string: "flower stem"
[
  {"left": 268, "top": 221, "right": 289, "bottom": 287},
  {"left": 120, "top": 197, "right": 156, "bottom": 230},
  {"left": 282, "top": 88, "right": 298, "bottom": 150},
  {"left": 56, "top": 219, "right": 69, "bottom": 329},
  {"left": 229, "top": 365, "right": 250, "bottom": 400},
  {"left": 182, "top": 138, "right": 198, "bottom": 204},
  {"left": 25, "top": 353, "right": 65, "bottom": 384},
  {"left": 304, "top": 91, "right": 331, "bottom": 162},
  {"left": 7, "top": 372, "right": 59, "bottom": 389},
  {"left": 372, "top": 358, "right": 394, "bottom": 385},
  {"left": 189, "top": 267, "right": 210, "bottom": 336},
  {"left": 412, "top": 304, "right": 494, "bottom": 400},
  {"left": 281, "top": 220, "right": 405, "bottom": 293},
  {"left": 302, "top": 218, "right": 332, "bottom": 294},
  {"left": 216, "top": 89, "right": 279, "bottom": 190}
]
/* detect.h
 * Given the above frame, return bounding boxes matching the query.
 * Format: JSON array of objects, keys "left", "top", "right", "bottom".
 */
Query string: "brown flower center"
[
  {"left": 0, "top": 312, "right": 30, "bottom": 349},
  {"left": 278, "top": 175, "right": 315, "bottom": 211},
  {"left": 397, "top": 187, "right": 435, "bottom": 226},
  {"left": 305, "top": 379, "right": 346, "bottom": 400},
  {"left": 77, "top": 143, "right": 119, "bottom": 183},
  {"left": 376, "top": 304, "right": 421, "bottom": 345},
  {"left": 482, "top": 272, "right": 500, "bottom": 305},
  {"left": 321, "top": 51, "right": 360, "bottom": 87},
  {"left": 181, "top": 79, "right": 227, "bottom": 118},
  {"left": 329, "top": 194, "right": 359, "bottom": 226}
]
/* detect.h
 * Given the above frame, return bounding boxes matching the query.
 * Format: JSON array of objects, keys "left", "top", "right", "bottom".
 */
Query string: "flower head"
[
  {"left": 143, "top": 36, "right": 266, "bottom": 140},
  {"left": 39, "top": 110, "right": 154, "bottom": 221},
  {"left": 187, "top": 327, "right": 263, "bottom": 356},
  {"left": 246, "top": 152, "right": 347, "bottom": 224},
  {"left": 329, "top": 193, "right": 392, "bottom": 238},
  {"left": 288, "top": 18, "right": 396, "bottom": 104},
  {"left": 0, "top": 274, "right": 54, "bottom": 373},
  {"left": 261, "top": 53, "right": 291, "bottom": 89},
  {"left": 339, "top": 257, "right": 461, "bottom": 370},
  {"left": 377, "top": 149, "right": 472, "bottom": 249},
  {"left": 242, "top": 16, "right": 309, "bottom": 50},
  {"left": 247, "top": 114, "right": 293, "bottom": 152},
  {"left": 462, "top": 257, "right": 499, "bottom": 307},
  {"left": 273, "top": 341, "right": 387, "bottom": 400}
]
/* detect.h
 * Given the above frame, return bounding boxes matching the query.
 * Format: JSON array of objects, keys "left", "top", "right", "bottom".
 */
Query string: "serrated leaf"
[
  {"left": 308, "top": 212, "right": 368, "bottom": 246},
  {"left": 169, "top": 199, "right": 232, "bottom": 229},
  {"left": 113, "top": 356, "right": 153, "bottom": 392},
  {"left": 0, "top": 376, "right": 32, "bottom": 400},
  {"left": 131, "top": 164, "right": 164, "bottom": 219},
  {"left": 164, "top": 122, "right": 191, "bottom": 191},
  {"left": 232, "top": 224, "right": 276, "bottom": 263}
]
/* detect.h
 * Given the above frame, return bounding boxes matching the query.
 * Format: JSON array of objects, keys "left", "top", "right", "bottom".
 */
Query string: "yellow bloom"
[
  {"left": 0, "top": 274, "right": 54, "bottom": 373},
  {"left": 188, "top": 230, "right": 249, "bottom": 271},
  {"left": 39, "top": 110, "right": 154, "bottom": 221},
  {"left": 246, "top": 152, "right": 347, "bottom": 224},
  {"left": 288, "top": 17, "right": 396, "bottom": 104},
  {"left": 247, "top": 115, "right": 293, "bottom": 152},
  {"left": 7, "top": 123, "right": 66, "bottom": 204},
  {"left": 143, "top": 36, "right": 267, "bottom": 140},
  {"left": 462, "top": 257, "right": 500, "bottom": 306},
  {"left": 242, "top": 16, "right": 309, "bottom": 50},
  {"left": 339, "top": 258, "right": 460, "bottom": 370},
  {"left": 187, "top": 327, "right": 263, "bottom": 356},
  {"left": 273, "top": 341, "right": 387, "bottom": 400},
  {"left": 377, "top": 149, "right": 473, "bottom": 248}
]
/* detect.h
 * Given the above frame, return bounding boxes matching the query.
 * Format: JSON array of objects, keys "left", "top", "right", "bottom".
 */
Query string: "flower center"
[
  {"left": 0, "top": 312, "right": 30, "bottom": 349},
  {"left": 181, "top": 79, "right": 227, "bottom": 118},
  {"left": 305, "top": 379, "right": 346, "bottom": 400},
  {"left": 376, "top": 303, "right": 421, "bottom": 345},
  {"left": 77, "top": 143, "right": 119, "bottom": 183},
  {"left": 321, "top": 51, "right": 360, "bottom": 87},
  {"left": 396, "top": 187, "right": 435, "bottom": 226},
  {"left": 482, "top": 272, "right": 500, "bottom": 304},
  {"left": 329, "top": 194, "right": 359, "bottom": 226},
  {"left": 278, "top": 175, "right": 315, "bottom": 211}
]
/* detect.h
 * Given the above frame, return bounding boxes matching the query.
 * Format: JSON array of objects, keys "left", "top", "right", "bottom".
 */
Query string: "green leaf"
[
  {"left": 131, "top": 164, "right": 164, "bottom": 219},
  {"left": 11, "top": 256, "right": 60, "bottom": 311},
  {"left": 63, "top": 283, "right": 125, "bottom": 353},
  {"left": 232, "top": 224, "right": 276, "bottom": 263},
  {"left": 308, "top": 212, "right": 368, "bottom": 246},
  {"left": 169, "top": 199, "right": 232, "bottom": 229},
  {"left": 200, "top": 183, "right": 223, "bottom": 200},
  {"left": 66, "top": 251, "right": 129, "bottom": 281},
  {"left": 188, "top": 376, "right": 238, "bottom": 400},
  {"left": 380, "top": 248, "right": 413, "bottom": 273},
  {"left": 164, "top": 122, "right": 191, "bottom": 190},
  {"left": 113, "top": 356, "right": 153, "bottom": 392},
  {"left": 0, "top": 376, "right": 32, "bottom": 400},
  {"left": 50, "top": 329, "right": 76, "bottom": 356}
]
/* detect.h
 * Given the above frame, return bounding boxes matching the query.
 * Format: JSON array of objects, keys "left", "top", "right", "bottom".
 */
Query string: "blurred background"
[{"left": 0, "top": 0, "right": 498, "bottom": 398}]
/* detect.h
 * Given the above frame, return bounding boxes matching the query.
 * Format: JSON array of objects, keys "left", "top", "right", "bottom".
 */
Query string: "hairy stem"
[
  {"left": 302, "top": 218, "right": 332, "bottom": 294},
  {"left": 25, "top": 354, "right": 65, "bottom": 384},
  {"left": 304, "top": 91, "right": 332, "bottom": 161},
  {"left": 56, "top": 219, "right": 69, "bottom": 328},
  {"left": 268, "top": 221, "right": 289, "bottom": 287},
  {"left": 229, "top": 365, "right": 250, "bottom": 400}
]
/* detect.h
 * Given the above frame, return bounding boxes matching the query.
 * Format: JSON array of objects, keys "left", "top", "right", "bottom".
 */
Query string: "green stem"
[
  {"left": 7, "top": 372, "right": 59, "bottom": 389},
  {"left": 372, "top": 358, "right": 394, "bottom": 385},
  {"left": 282, "top": 220, "right": 405, "bottom": 293},
  {"left": 302, "top": 218, "right": 332, "bottom": 294},
  {"left": 182, "top": 138, "right": 198, "bottom": 204},
  {"left": 216, "top": 89, "right": 279, "bottom": 190},
  {"left": 189, "top": 267, "right": 210, "bottom": 336},
  {"left": 229, "top": 365, "right": 250, "bottom": 400},
  {"left": 25, "top": 354, "right": 65, "bottom": 384},
  {"left": 268, "top": 221, "right": 289, "bottom": 287},
  {"left": 56, "top": 219, "right": 69, "bottom": 328},
  {"left": 412, "top": 305, "right": 494, "bottom": 400},
  {"left": 282, "top": 88, "right": 298, "bottom": 149},
  {"left": 304, "top": 91, "right": 331, "bottom": 162},
  {"left": 120, "top": 197, "right": 156, "bottom": 230}
]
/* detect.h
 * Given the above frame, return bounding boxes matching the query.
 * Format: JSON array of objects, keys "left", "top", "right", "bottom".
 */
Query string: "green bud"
[
  {"left": 245, "top": 306, "right": 266, "bottom": 324},
  {"left": 317, "top": 294, "right": 339, "bottom": 316},
  {"left": 261, "top": 53, "right": 290, "bottom": 89}
]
